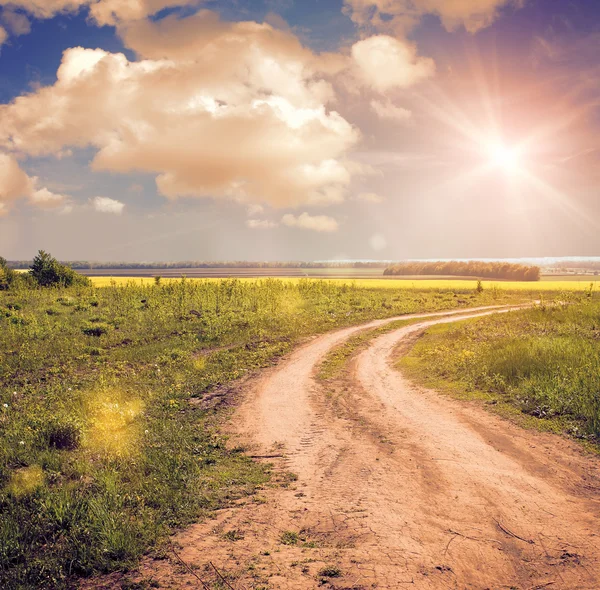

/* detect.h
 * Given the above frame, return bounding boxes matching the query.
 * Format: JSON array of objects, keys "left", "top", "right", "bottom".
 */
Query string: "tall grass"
[
  {"left": 402, "top": 297, "right": 600, "bottom": 439},
  {"left": 0, "top": 279, "right": 526, "bottom": 588}
]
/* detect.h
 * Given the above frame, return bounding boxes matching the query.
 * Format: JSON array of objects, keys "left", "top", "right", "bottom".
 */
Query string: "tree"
[{"left": 29, "top": 250, "right": 90, "bottom": 288}]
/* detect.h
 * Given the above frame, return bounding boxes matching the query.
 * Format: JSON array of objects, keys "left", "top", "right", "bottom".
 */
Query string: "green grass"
[
  {"left": 0, "top": 278, "right": 533, "bottom": 588},
  {"left": 317, "top": 318, "right": 416, "bottom": 381},
  {"left": 399, "top": 296, "right": 600, "bottom": 443},
  {"left": 89, "top": 275, "right": 600, "bottom": 292}
]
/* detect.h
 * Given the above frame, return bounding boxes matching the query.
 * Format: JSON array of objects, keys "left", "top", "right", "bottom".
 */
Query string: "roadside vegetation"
[
  {"left": 400, "top": 294, "right": 600, "bottom": 443},
  {"left": 384, "top": 260, "right": 540, "bottom": 281},
  {"left": 0, "top": 261, "right": 531, "bottom": 589}
]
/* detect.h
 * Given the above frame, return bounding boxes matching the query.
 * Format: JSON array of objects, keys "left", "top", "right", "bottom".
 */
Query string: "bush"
[
  {"left": 29, "top": 250, "right": 91, "bottom": 288},
  {"left": 82, "top": 323, "right": 108, "bottom": 337}
]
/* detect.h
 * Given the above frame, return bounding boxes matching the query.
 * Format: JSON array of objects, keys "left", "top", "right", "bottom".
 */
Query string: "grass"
[
  {"left": 88, "top": 276, "right": 600, "bottom": 292},
  {"left": 317, "top": 318, "right": 416, "bottom": 381},
  {"left": 399, "top": 296, "right": 600, "bottom": 444},
  {"left": 0, "top": 278, "right": 532, "bottom": 588}
]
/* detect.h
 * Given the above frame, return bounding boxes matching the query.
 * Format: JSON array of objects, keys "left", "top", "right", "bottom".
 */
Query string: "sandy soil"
[{"left": 98, "top": 306, "right": 600, "bottom": 590}]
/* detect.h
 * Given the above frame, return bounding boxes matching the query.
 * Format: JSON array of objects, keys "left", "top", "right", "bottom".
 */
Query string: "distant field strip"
[{"left": 89, "top": 276, "right": 600, "bottom": 291}]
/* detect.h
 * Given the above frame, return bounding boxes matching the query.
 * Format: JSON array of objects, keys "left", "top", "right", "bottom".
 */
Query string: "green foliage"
[
  {"left": 384, "top": 260, "right": 541, "bottom": 281},
  {"left": 0, "top": 257, "right": 19, "bottom": 291},
  {"left": 402, "top": 298, "right": 600, "bottom": 439},
  {"left": 29, "top": 250, "right": 91, "bottom": 288},
  {"left": 0, "top": 279, "right": 525, "bottom": 588}
]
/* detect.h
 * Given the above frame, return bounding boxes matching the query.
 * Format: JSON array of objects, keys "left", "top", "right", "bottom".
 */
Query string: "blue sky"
[{"left": 1, "top": 0, "right": 600, "bottom": 261}]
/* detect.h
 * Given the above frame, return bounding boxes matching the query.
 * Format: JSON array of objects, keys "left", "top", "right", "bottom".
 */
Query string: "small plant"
[
  {"left": 476, "top": 280, "right": 484, "bottom": 294},
  {"left": 318, "top": 565, "right": 342, "bottom": 578},
  {"left": 223, "top": 529, "right": 244, "bottom": 541},
  {"left": 82, "top": 323, "right": 109, "bottom": 336},
  {"left": 280, "top": 531, "right": 299, "bottom": 545},
  {"left": 154, "top": 276, "right": 162, "bottom": 286}
]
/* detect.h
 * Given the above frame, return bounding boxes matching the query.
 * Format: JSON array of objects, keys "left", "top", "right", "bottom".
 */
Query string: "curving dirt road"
[{"left": 124, "top": 306, "right": 600, "bottom": 589}]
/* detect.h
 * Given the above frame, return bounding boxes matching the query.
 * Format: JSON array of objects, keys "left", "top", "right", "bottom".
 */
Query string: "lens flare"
[{"left": 488, "top": 143, "right": 520, "bottom": 172}]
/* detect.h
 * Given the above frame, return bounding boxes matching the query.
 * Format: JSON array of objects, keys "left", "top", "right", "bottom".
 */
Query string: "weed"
[
  {"left": 318, "top": 565, "right": 342, "bottom": 578},
  {"left": 280, "top": 531, "right": 299, "bottom": 545}
]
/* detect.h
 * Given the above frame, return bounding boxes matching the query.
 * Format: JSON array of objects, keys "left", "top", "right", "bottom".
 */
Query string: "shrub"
[
  {"left": 29, "top": 250, "right": 91, "bottom": 288},
  {"left": 82, "top": 323, "right": 109, "bottom": 337}
]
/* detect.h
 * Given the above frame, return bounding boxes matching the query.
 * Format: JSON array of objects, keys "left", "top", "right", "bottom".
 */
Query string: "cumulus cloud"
[
  {"left": 352, "top": 35, "right": 435, "bottom": 92},
  {"left": 357, "top": 192, "right": 384, "bottom": 203},
  {"left": 246, "top": 218, "right": 278, "bottom": 229},
  {"left": 0, "top": 153, "right": 67, "bottom": 214},
  {"left": 0, "top": 12, "right": 361, "bottom": 208},
  {"left": 30, "top": 187, "right": 69, "bottom": 208},
  {"left": 344, "top": 0, "right": 521, "bottom": 35},
  {"left": 281, "top": 212, "right": 339, "bottom": 232},
  {"left": 370, "top": 99, "right": 412, "bottom": 123},
  {"left": 90, "top": 196, "right": 125, "bottom": 214}
]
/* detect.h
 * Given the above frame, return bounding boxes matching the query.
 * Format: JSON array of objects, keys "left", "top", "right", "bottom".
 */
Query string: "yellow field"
[{"left": 88, "top": 276, "right": 600, "bottom": 291}]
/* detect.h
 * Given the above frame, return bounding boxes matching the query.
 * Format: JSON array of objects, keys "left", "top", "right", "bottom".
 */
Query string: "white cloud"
[
  {"left": 90, "top": 196, "right": 125, "bottom": 214},
  {"left": 281, "top": 212, "right": 339, "bottom": 232},
  {"left": 357, "top": 192, "right": 384, "bottom": 203},
  {"left": 344, "top": 0, "right": 521, "bottom": 35},
  {"left": 0, "top": 25, "right": 7, "bottom": 46},
  {"left": 0, "top": 13, "right": 361, "bottom": 208},
  {"left": 246, "top": 219, "right": 277, "bottom": 229},
  {"left": 352, "top": 35, "right": 435, "bottom": 92},
  {"left": 30, "top": 187, "right": 68, "bottom": 208},
  {"left": 370, "top": 99, "right": 412, "bottom": 123},
  {"left": 369, "top": 233, "right": 387, "bottom": 251}
]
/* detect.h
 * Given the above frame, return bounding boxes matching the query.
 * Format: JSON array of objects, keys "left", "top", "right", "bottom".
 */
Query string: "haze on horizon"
[{"left": 1, "top": 0, "right": 600, "bottom": 262}]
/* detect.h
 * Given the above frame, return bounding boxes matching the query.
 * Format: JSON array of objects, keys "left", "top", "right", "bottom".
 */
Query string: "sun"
[{"left": 487, "top": 142, "right": 521, "bottom": 173}]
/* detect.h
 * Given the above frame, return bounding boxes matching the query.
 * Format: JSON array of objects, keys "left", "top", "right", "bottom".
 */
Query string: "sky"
[{"left": 1, "top": 0, "right": 600, "bottom": 262}]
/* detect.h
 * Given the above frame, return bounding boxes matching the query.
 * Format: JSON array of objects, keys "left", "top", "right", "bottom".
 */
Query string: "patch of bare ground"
[{"left": 86, "top": 306, "right": 600, "bottom": 589}]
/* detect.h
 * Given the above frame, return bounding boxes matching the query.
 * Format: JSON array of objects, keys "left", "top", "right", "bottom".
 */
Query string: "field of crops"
[
  {"left": 88, "top": 276, "right": 600, "bottom": 292},
  {"left": 400, "top": 298, "right": 600, "bottom": 442},
  {"left": 0, "top": 278, "right": 532, "bottom": 588}
]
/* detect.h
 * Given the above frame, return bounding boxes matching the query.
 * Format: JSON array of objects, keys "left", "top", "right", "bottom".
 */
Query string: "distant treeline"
[
  {"left": 7, "top": 261, "right": 389, "bottom": 270},
  {"left": 548, "top": 260, "right": 600, "bottom": 271},
  {"left": 384, "top": 261, "right": 541, "bottom": 281}
]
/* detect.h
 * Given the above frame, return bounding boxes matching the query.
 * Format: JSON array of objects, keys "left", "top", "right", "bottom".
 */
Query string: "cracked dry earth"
[{"left": 110, "top": 306, "right": 600, "bottom": 590}]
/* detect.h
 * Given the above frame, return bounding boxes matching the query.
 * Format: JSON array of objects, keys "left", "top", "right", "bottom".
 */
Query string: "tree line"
[
  {"left": 0, "top": 251, "right": 91, "bottom": 290},
  {"left": 6, "top": 260, "right": 389, "bottom": 270},
  {"left": 384, "top": 261, "right": 541, "bottom": 281}
]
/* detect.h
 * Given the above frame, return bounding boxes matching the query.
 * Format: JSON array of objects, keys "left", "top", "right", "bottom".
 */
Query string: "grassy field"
[
  {"left": 400, "top": 297, "right": 600, "bottom": 443},
  {"left": 89, "top": 276, "right": 600, "bottom": 292},
  {"left": 0, "top": 278, "right": 534, "bottom": 589}
]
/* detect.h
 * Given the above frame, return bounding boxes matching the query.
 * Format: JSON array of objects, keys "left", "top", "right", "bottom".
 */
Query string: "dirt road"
[{"left": 129, "top": 306, "right": 600, "bottom": 589}]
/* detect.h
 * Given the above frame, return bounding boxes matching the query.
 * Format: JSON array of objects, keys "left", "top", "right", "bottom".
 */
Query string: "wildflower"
[
  {"left": 19, "top": 441, "right": 25, "bottom": 446},
  {"left": 144, "top": 429, "right": 149, "bottom": 434},
  {"left": 3, "top": 403, "right": 8, "bottom": 408},
  {"left": 68, "top": 387, "right": 72, "bottom": 391}
]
